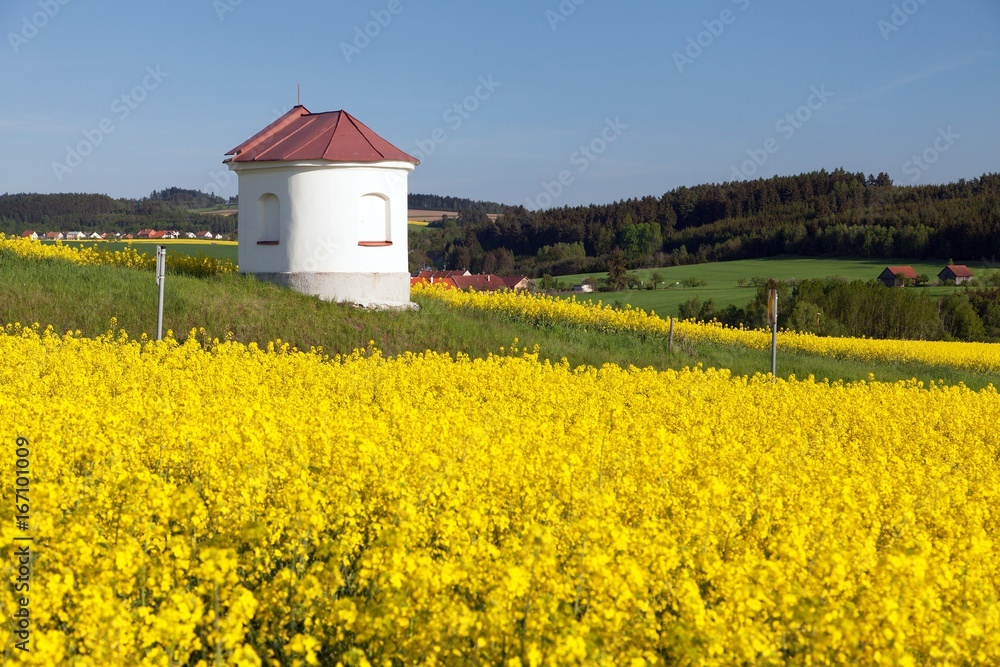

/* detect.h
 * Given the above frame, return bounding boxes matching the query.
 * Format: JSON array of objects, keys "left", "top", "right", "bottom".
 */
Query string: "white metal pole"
[
  {"left": 156, "top": 245, "right": 166, "bottom": 341},
  {"left": 769, "top": 288, "right": 778, "bottom": 377}
]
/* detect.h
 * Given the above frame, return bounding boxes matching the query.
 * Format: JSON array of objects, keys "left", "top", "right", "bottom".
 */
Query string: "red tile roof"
[
  {"left": 500, "top": 275, "right": 530, "bottom": 289},
  {"left": 451, "top": 275, "right": 507, "bottom": 291},
  {"left": 226, "top": 106, "right": 419, "bottom": 165},
  {"left": 943, "top": 264, "right": 974, "bottom": 278},
  {"left": 885, "top": 265, "right": 918, "bottom": 279}
]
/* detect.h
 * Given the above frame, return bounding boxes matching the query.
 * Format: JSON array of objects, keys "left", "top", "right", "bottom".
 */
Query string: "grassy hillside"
[
  {"left": 556, "top": 255, "right": 1000, "bottom": 315},
  {"left": 1, "top": 252, "right": 684, "bottom": 371},
  {"left": 1, "top": 251, "right": 996, "bottom": 389}
]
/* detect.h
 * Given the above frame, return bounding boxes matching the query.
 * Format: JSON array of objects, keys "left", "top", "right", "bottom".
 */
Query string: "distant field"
[
  {"left": 408, "top": 209, "right": 456, "bottom": 222},
  {"left": 188, "top": 206, "right": 238, "bottom": 216},
  {"left": 54, "top": 240, "right": 238, "bottom": 263},
  {"left": 408, "top": 209, "right": 501, "bottom": 222},
  {"left": 554, "top": 256, "right": 999, "bottom": 316}
]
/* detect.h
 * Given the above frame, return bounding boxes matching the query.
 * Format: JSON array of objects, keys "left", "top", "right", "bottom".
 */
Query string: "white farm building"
[{"left": 225, "top": 105, "right": 419, "bottom": 307}]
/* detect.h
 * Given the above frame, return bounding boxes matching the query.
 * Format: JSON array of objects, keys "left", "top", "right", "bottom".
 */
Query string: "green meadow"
[
  {"left": 52, "top": 240, "right": 239, "bottom": 263},
  {"left": 554, "top": 256, "right": 998, "bottom": 316}
]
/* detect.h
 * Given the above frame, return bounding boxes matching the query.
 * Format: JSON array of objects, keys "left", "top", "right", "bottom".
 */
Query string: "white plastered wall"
[{"left": 227, "top": 160, "right": 414, "bottom": 306}]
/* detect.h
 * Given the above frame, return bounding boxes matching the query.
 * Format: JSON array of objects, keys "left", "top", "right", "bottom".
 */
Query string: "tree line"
[
  {"left": 408, "top": 169, "right": 1000, "bottom": 275},
  {"left": 0, "top": 191, "right": 237, "bottom": 236},
  {"left": 408, "top": 194, "right": 505, "bottom": 214},
  {"left": 678, "top": 277, "right": 1000, "bottom": 343},
  {"left": 147, "top": 187, "right": 232, "bottom": 209}
]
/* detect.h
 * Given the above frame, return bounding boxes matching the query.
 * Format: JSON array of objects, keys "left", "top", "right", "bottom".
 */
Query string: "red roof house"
[
  {"left": 501, "top": 275, "right": 532, "bottom": 291},
  {"left": 451, "top": 274, "right": 508, "bottom": 291},
  {"left": 938, "top": 265, "right": 974, "bottom": 284},
  {"left": 878, "top": 265, "right": 919, "bottom": 287}
]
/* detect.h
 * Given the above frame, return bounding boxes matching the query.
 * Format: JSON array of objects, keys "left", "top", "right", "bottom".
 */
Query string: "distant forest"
[
  {"left": 148, "top": 187, "right": 234, "bottom": 209},
  {"left": 408, "top": 169, "right": 1000, "bottom": 276},
  {"left": 408, "top": 194, "right": 505, "bottom": 214},
  {"left": 0, "top": 189, "right": 237, "bottom": 236}
]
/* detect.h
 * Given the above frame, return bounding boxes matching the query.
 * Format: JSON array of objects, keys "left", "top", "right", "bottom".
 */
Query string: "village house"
[
  {"left": 877, "top": 265, "right": 918, "bottom": 287},
  {"left": 65, "top": 231, "right": 85, "bottom": 240},
  {"left": 195, "top": 231, "right": 214, "bottom": 239},
  {"left": 137, "top": 229, "right": 155, "bottom": 239},
  {"left": 451, "top": 274, "right": 509, "bottom": 291},
  {"left": 45, "top": 232, "right": 64, "bottom": 240},
  {"left": 88, "top": 232, "right": 101, "bottom": 239},
  {"left": 501, "top": 275, "right": 533, "bottom": 291},
  {"left": 20, "top": 230, "right": 38, "bottom": 240},
  {"left": 938, "top": 265, "right": 974, "bottom": 285}
]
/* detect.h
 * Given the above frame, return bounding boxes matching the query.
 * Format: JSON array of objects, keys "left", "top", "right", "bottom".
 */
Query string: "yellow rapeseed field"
[
  {"left": 2, "top": 322, "right": 998, "bottom": 665},
  {"left": 413, "top": 283, "right": 1000, "bottom": 375},
  {"left": 0, "top": 234, "right": 236, "bottom": 278}
]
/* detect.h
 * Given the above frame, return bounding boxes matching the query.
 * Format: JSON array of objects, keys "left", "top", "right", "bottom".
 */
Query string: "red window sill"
[
  {"left": 358, "top": 241, "right": 393, "bottom": 247},
  {"left": 257, "top": 241, "right": 280, "bottom": 246}
]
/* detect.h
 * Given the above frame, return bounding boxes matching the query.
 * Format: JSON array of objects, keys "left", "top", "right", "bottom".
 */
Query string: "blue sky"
[{"left": 1, "top": 0, "right": 997, "bottom": 208}]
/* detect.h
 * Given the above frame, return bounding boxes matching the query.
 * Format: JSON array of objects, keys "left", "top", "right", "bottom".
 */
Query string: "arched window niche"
[
  {"left": 358, "top": 193, "right": 392, "bottom": 247},
  {"left": 258, "top": 193, "right": 280, "bottom": 245}
]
